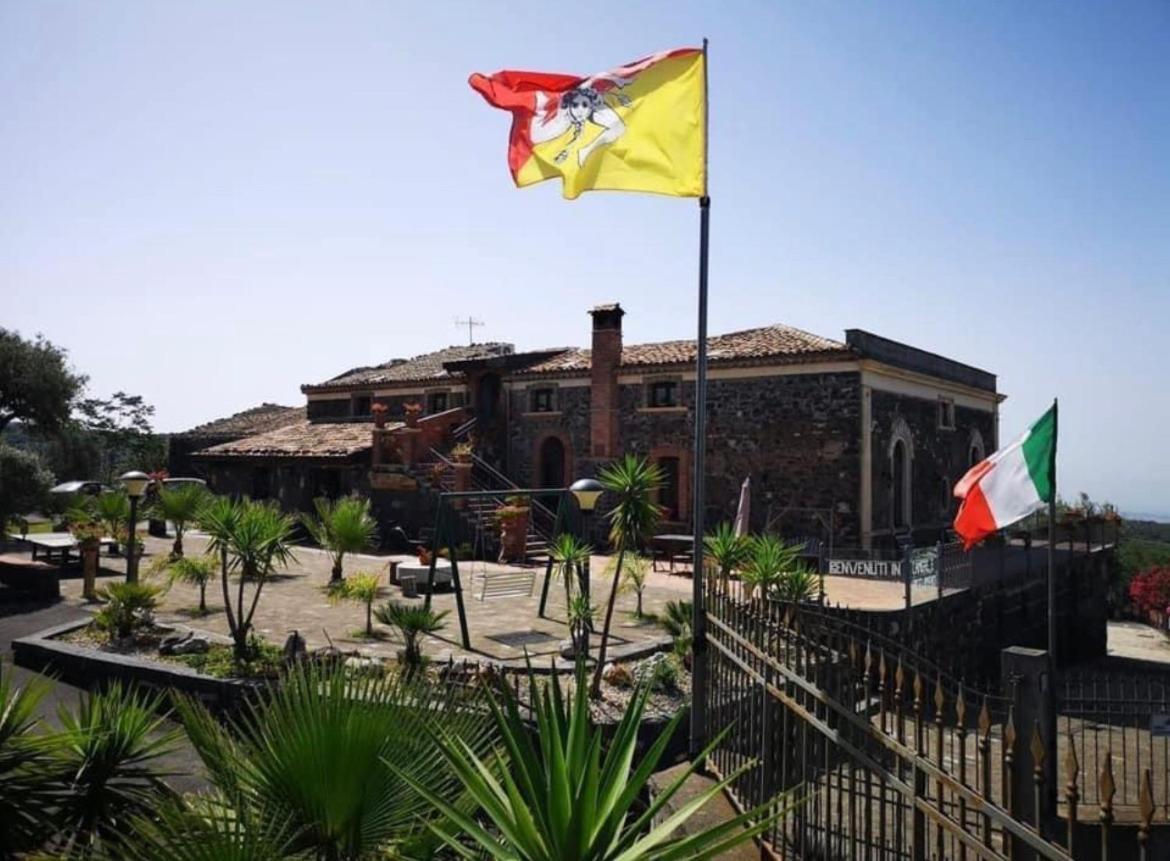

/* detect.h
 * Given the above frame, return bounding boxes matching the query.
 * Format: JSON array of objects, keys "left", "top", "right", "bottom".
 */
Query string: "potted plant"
[
  {"left": 403, "top": 402, "right": 423, "bottom": 429},
  {"left": 69, "top": 519, "right": 104, "bottom": 601},
  {"left": 371, "top": 402, "right": 390, "bottom": 428},
  {"left": 450, "top": 441, "right": 474, "bottom": 464},
  {"left": 495, "top": 498, "right": 530, "bottom": 563}
]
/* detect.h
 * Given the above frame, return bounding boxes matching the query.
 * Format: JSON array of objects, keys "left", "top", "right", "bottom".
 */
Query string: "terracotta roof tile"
[
  {"left": 178, "top": 404, "right": 305, "bottom": 438},
  {"left": 194, "top": 420, "right": 387, "bottom": 459},
  {"left": 302, "top": 344, "right": 515, "bottom": 391},
  {"left": 521, "top": 324, "right": 850, "bottom": 374}
]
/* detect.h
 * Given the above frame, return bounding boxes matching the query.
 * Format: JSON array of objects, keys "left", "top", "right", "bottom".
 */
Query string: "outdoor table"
[
  {"left": 652, "top": 534, "right": 695, "bottom": 574},
  {"left": 397, "top": 560, "right": 452, "bottom": 594},
  {"left": 6, "top": 532, "right": 116, "bottom": 566}
]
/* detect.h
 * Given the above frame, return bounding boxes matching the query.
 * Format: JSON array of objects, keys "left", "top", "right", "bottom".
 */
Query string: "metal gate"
[{"left": 704, "top": 578, "right": 1077, "bottom": 860}]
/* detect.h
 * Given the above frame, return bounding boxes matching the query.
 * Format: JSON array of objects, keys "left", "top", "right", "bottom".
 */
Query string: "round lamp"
[
  {"left": 569, "top": 478, "right": 604, "bottom": 512},
  {"left": 120, "top": 470, "right": 151, "bottom": 498}
]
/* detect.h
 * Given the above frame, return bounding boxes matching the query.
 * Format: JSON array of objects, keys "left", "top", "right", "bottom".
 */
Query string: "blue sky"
[{"left": 2, "top": 2, "right": 1167, "bottom": 514}]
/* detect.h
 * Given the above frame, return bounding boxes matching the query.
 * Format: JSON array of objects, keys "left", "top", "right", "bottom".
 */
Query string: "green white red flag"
[{"left": 953, "top": 403, "right": 1057, "bottom": 548}]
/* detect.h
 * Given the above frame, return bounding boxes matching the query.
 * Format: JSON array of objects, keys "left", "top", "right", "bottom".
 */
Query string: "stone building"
[
  {"left": 168, "top": 403, "right": 304, "bottom": 478},
  {"left": 191, "top": 304, "right": 1000, "bottom": 549}
]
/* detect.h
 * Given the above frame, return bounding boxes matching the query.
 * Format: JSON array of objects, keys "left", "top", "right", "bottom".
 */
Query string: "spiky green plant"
[
  {"left": 593, "top": 455, "right": 663, "bottom": 696},
  {"left": 742, "top": 534, "right": 803, "bottom": 600},
  {"left": 0, "top": 668, "right": 56, "bottom": 854},
  {"left": 374, "top": 601, "right": 449, "bottom": 671},
  {"left": 300, "top": 496, "right": 378, "bottom": 583},
  {"left": 153, "top": 483, "right": 209, "bottom": 558},
  {"left": 94, "top": 581, "right": 162, "bottom": 640},
  {"left": 327, "top": 570, "right": 384, "bottom": 637},
  {"left": 661, "top": 598, "right": 694, "bottom": 663},
  {"left": 396, "top": 661, "right": 784, "bottom": 861},
  {"left": 566, "top": 593, "right": 595, "bottom": 657},
  {"left": 150, "top": 665, "right": 495, "bottom": 860},
  {"left": 165, "top": 553, "right": 218, "bottom": 615},
  {"left": 704, "top": 521, "right": 751, "bottom": 586},
  {"left": 49, "top": 683, "right": 181, "bottom": 855},
  {"left": 615, "top": 554, "right": 651, "bottom": 618},
  {"left": 549, "top": 533, "right": 592, "bottom": 626},
  {"left": 201, "top": 496, "right": 297, "bottom": 661},
  {"left": 776, "top": 563, "right": 820, "bottom": 604}
]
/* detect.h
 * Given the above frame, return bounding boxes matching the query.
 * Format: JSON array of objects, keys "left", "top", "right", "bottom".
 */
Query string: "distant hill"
[
  {"left": 1124, "top": 512, "right": 1170, "bottom": 525},
  {"left": 1119, "top": 518, "right": 1170, "bottom": 579}
]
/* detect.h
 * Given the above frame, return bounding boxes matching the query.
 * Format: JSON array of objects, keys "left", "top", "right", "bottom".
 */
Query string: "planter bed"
[{"left": 13, "top": 619, "right": 271, "bottom": 715}]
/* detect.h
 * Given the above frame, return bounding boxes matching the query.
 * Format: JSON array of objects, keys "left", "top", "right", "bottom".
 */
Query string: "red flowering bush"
[{"left": 1128, "top": 566, "right": 1170, "bottom": 617}]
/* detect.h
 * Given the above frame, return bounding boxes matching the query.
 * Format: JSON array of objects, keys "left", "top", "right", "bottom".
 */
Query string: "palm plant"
[
  {"left": 300, "top": 496, "right": 377, "bottom": 583},
  {"left": 165, "top": 554, "right": 218, "bottom": 615},
  {"left": 374, "top": 600, "right": 449, "bottom": 671},
  {"left": 592, "top": 455, "right": 663, "bottom": 696},
  {"left": 398, "top": 661, "right": 781, "bottom": 861},
  {"left": 0, "top": 669, "right": 56, "bottom": 855},
  {"left": 153, "top": 483, "right": 209, "bottom": 558},
  {"left": 94, "top": 491, "right": 131, "bottom": 549},
  {"left": 661, "top": 598, "right": 694, "bottom": 664},
  {"left": 549, "top": 532, "right": 592, "bottom": 622},
  {"left": 566, "top": 593, "right": 595, "bottom": 657},
  {"left": 49, "top": 683, "right": 181, "bottom": 855},
  {"left": 776, "top": 563, "right": 820, "bottom": 604},
  {"left": 704, "top": 521, "right": 751, "bottom": 586},
  {"left": 136, "top": 665, "right": 496, "bottom": 860},
  {"left": 742, "top": 534, "right": 803, "bottom": 600},
  {"left": 615, "top": 554, "right": 651, "bottom": 618},
  {"left": 327, "top": 570, "right": 384, "bottom": 637},
  {"left": 201, "top": 496, "right": 297, "bottom": 661},
  {"left": 94, "top": 581, "right": 162, "bottom": 640}
]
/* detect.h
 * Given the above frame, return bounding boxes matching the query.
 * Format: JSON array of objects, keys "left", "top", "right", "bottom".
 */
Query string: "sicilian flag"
[
  {"left": 469, "top": 48, "right": 705, "bottom": 200},
  {"left": 953, "top": 404, "right": 1057, "bottom": 548}
]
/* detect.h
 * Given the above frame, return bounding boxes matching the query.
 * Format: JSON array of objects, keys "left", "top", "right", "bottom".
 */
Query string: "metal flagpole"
[
  {"left": 690, "top": 36, "right": 710, "bottom": 757},
  {"left": 1047, "top": 398, "right": 1059, "bottom": 663}
]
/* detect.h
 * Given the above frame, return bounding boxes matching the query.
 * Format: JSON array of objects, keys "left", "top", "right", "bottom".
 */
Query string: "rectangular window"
[
  {"left": 648, "top": 380, "right": 679, "bottom": 408},
  {"left": 938, "top": 398, "right": 955, "bottom": 430},
  {"left": 352, "top": 395, "right": 372, "bottom": 417},
  {"left": 530, "top": 387, "right": 556, "bottom": 413},
  {"left": 427, "top": 391, "right": 448, "bottom": 413}
]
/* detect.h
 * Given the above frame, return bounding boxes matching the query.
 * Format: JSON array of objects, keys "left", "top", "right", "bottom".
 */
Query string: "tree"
[
  {"left": 742, "top": 534, "right": 804, "bottom": 600},
  {"left": 550, "top": 533, "right": 592, "bottom": 629},
  {"left": 153, "top": 483, "right": 209, "bottom": 557},
  {"left": 0, "top": 444, "right": 53, "bottom": 530},
  {"left": 300, "top": 496, "right": 378, "bottom": 583},
  {"left": 0, "top": 328, "right": 85, "bottom": 435},
  {"left": 123, "top": 666, "right": 496, "bottom": 860},
  {"left": 397, "top": 661, "right": 782, "bottom": 861},
  {"left": 201, "top": 497, "right": 297, "bottom": 661},
  {"left": 592, "top": 455, "right": 663, "bottom": 697},
  {"left": 74, "top": 391, "right": 166, "bottom": 480}
]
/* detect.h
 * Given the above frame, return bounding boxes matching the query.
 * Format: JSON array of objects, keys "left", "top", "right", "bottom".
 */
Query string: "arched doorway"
[
  {"left": 892, "top": 439, "right": 910, "bottom": 529},
  {"left": 538, "top": 436, "right": 566, "bottom": 489}
]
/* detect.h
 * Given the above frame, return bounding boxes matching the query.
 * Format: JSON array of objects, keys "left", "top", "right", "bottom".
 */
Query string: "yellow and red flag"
[{"left": 469, "top": 48, "right": 705, "bottom": 200}]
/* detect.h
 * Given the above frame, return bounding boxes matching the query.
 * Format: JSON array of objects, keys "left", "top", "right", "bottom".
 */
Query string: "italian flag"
[{"left": 953, "top": 403, "right": 1057, "bottom": 548}]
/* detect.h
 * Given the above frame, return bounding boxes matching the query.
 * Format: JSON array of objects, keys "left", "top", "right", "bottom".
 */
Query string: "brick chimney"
[{"left": 589, "top": 303, "right": 624, "bottom": 459}]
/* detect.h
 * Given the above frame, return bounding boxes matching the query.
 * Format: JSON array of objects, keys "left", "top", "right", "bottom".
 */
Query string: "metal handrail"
[{"left": 470, "top": 453, "right": 559, "bottom": 529}]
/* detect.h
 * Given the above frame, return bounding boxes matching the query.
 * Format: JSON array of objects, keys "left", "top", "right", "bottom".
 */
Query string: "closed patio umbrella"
[{"left": 733, "top": 476, "right": 751, "bottom": 537}]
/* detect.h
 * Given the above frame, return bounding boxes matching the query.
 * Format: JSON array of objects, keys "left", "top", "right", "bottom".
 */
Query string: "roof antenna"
[{"left": 454, "top": 316, "right": 485, "bottom": 346}]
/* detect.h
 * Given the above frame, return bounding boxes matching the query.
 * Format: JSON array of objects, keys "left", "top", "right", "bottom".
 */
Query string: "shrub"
[
  {"left": 94, "top": 582, "right": 162, "bottom": 641},
  {"left": 373, "top": 601, "right": 448, "bottom": 672},
  {"left": 1128, "top": 565, "right": 1170, "bottom": 618},
  {"left": 327, "top": 570, "right": 384, "bottom": 637},
  {"left": 662, "top": 599, "right": 693, "bottom": 663}
]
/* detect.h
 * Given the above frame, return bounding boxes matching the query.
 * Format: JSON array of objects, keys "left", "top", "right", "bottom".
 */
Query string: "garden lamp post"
[
  {"left": 570, "top": 478, "right": 604, "bottom": 611},
  {"left": 120, "top": 470, "right": 150, "bottom": 584}
]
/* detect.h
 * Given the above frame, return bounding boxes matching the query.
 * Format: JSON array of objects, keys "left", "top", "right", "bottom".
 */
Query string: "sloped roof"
[
  {"left": 193, "top": 420, "right": 386, "bottom": 459},
  {"left": 178, "top": 403, "right": 305, "bottom": 438},
  {"left": 302, "top": 344, "right": 516, "bottom": 392},
  {"left": 520, "top": 324, "right": 851, "bottom": 374}
]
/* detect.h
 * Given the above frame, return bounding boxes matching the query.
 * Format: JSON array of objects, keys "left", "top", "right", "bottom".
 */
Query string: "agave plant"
[
  {"left": 132, "top": 665, "right": 496, "bottom": 860},
  {"left": 703, "top": 521, "right": 751, "bottom": 586},
  {"left": 300, "top": 496, "right": 378, "bottom": 583},
  {"left": 397, "top": 661, "right": 782, "bottom": 861},
  {"left": 201, "top": 496, "right": 297, "bottom": 661},
  {"left": 374, "top": 600, "right": 449, "bottom": 671},
  {"left": 153, "top": 483, "right": 209, "bottom": 558},
  {"left": 742, "top": 534, "right": 803, "bottom": 600},
  {"left": 0, "top": 669, "right": 56, "bottom": 854},
  {"left": 593, "top": 455, "right": 663, "bottom": 696},
  {"left": 49, "top": 683, "right": 181, "bottom": 854}
]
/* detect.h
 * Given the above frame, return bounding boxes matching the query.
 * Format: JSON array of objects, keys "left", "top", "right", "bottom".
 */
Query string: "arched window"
[
  {"left": 889, "top": 417, "right": 914, "bottom": 530},
  {"left": 968, "top": 429, "right": 986, "bottom": 467}
]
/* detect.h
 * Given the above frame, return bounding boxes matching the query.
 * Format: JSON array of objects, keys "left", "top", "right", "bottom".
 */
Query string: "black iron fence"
[{"left": 703, "top": 576, "right": 1163, "bottom": 860}]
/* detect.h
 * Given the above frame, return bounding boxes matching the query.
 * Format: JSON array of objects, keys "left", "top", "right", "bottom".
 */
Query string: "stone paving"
[{"left": 57, "top": 534, "right": 691, "bottom": 666}]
